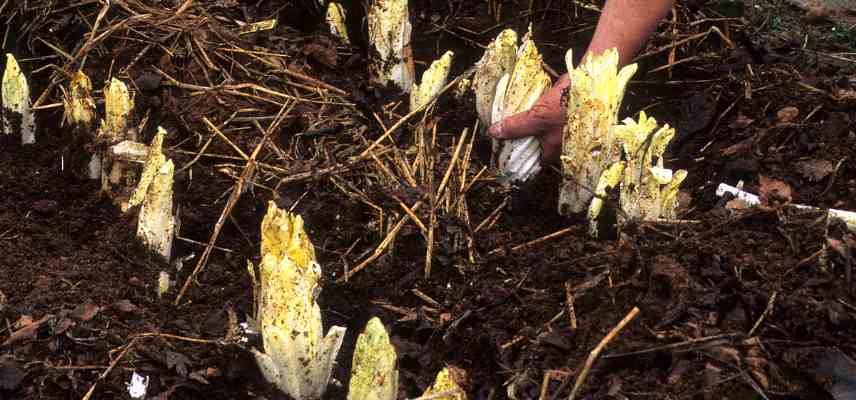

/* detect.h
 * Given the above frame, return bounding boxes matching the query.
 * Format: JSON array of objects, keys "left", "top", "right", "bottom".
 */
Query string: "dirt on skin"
[{"left": 1, "top": 0, "right": 856, "bottom": 399}]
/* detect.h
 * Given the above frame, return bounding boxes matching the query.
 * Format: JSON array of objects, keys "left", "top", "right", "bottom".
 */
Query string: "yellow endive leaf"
[
  {"left": 348, "top": 317, "right": 398, "bottom": 400},
  {"left": 473, "top": 29, "right": 518, "bottom": 128},
  {"left": 253, "top": 201, "right": 346, "bottom": 399},
  {"left": 326, "top": 2, "right": 350, "bottom": 44},
  {"left": 367, "top": 0, "right": 415, "bottom": 92},
  {"left": 558, "top": 48, "right": 637, "bottom": 215},
  {"left": 2, "top": 54, "right": 35, "bottom": 144},
  {"left": 63, "top": 70, "right": 96, "bottom": 130},
  {"left": 422, "top": 367, "right": 466, "bottom": 400},
  {"left": 410, "top": 51, "right": 453, "bottom": 111}
]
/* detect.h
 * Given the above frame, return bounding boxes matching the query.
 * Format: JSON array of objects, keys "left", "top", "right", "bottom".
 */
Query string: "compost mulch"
[{"left": 2, "top": 0, "right": 856, "bottom": 399}]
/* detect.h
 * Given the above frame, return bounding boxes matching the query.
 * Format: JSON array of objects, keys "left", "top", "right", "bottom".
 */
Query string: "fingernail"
[{"left": 488, "top": 122, "right": 503, "bottom": 138}]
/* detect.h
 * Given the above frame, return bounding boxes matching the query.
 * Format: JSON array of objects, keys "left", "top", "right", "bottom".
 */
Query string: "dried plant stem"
[
  {"left": 81, "top": 337, "right": 139, "bottom": 400},
  {"left": 338, "top": 201, "right": 424, "bottom": 282},
  {"left": 488, "top": 227, "right": 574, "bottom": 255},
  {"left": 748, "top": 291, "right": 777, "bottom": 337},
  {"left": 361, "top": 67, "right": 476, "bottom": 157},
  {"left": 565, "top": 282, "right": 578, "bottom": 330},
  {"left": 175, "top": 102, "right": 293, "bottom": 305},
  {"left": 568, "top": 307, "right": 640, "bottom": 400}
]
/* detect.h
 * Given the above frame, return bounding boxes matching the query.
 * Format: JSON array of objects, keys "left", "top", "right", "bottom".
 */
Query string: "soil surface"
[{"left": 2, "top": 0, "right": 856, "bottom": 399}]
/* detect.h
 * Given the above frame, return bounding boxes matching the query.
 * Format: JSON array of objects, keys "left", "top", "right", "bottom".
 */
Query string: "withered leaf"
[
  {"left": 71, "top": 303, "right": 100, "bottom": 322},
  {"left": 726, "top": 198, "right": 752, "bottom": 210},
  {"left": 777, "top": 106, "right": 800, "bottom": 123},
  {"left": 797, "top": 159, "right": 835, "bottom": 182},
  {"left": 758, "top": 175, "right": 793, "bottom": 205},
  {"left": 303, "top": 42, "right": 337, "bottom": 68},
  {"left": 2, "top": 315, "right": 52, "bottom": 346},
  {"left": 165, "top": 350, "right": 192, "bottom": 377},
  {"left": 112, "top": 300, "right": 139, "bottom": 313},
  {"left": 720, "top": 137, "right": 754, "bottom": 156},
  {"left": 729, "top": 115, "right": 755, "bottom": 129},
  {"left": 53, "top": 318, "right": 75, "bottom": 335}
]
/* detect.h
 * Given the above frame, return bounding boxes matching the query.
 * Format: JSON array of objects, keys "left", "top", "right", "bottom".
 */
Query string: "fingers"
[
  {"left": 539, "top": 127, "right": 563, "bottom": 164},
  {"left": 488, "top": 107, "right": 546, "bottom": 140}
]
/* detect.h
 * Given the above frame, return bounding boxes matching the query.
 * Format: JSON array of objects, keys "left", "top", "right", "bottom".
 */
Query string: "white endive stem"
[
  {"left": 88, "top": 151, "right": 103, "bottom": 180},
  {"left": 2, "top": 54, "right": 35, "bottom": 144},
  {"left": 367, "top": 0, "right": 414, "bottom": 92},
  {"left": 491, "top": 30, "right": 551, "bottom": 186},
  {"left": 137, "top": 159, "right": 175, "bottom": 261},
  {"left": 716, "top": 182, "right": 856, "bottom": 230},
  {"left": 558, "top": 48, "right": 638, "bottom": 215},
  {"left": 254, "top": 202, "right": 346, "bottom": 399}
]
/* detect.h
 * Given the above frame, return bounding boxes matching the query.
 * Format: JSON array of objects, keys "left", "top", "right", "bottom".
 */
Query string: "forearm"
[{"left": 586, "top": 0, "right": 674, "bottom": 66}]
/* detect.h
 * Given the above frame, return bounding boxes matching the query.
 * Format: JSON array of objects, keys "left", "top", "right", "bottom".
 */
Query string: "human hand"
[{"left": 488, "top": 73, "right": 570, "bottom": 163}]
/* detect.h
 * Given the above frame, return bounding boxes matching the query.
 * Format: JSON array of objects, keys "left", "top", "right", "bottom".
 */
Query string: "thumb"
[{"left": 488, "top": 108, "right": 545, "bottom": 140}]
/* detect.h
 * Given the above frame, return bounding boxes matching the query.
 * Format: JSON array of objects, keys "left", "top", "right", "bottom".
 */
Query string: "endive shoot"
[
  {"left": 347, "top": 317, "right": 398, "bottom": 400},
  {"left": 326, "top": 2, "right": 350, "bottom": 44},
  {"left": 129, "top": 128, "right": 167, "bottom": 208},
  {"left": 111, "top": 140, "right": 150, "bottom": 164},
  {"left": 135, "top": 128, "right": 175, "bottom": 261},
  {"left": 586, "top": 161, "right": 625, "bottom": 238},
  {"left": 100, "top": 77, "right": 135, "bottom": 188},
  {"left": 252, "top": 202, "right": 346, "bottom": 400},
  {"left": 367, "top": 0, "right": 415, "bottom": 92},
  {"left": 422, "top": 367, "right": 466, "bottom": 400},
  {"left": 410, "top": 51, "right": 453, "bottom": 111},
  {"left": 62, "top": 70, "right": 96, "bottom": 131},
  {"left": 613, "top": 112, "right": 687, "bottom": 223},
  {"left": 63, "top": 71, "right": 99, "bottom": 178},
  {"left": 2, "top": 54, "right": 35, "bottom": 144},
  {"left": 491, "top": 29, "right": 552, "bottom": 185},
  {"left": 101, "top": 78, "right": 135, "bottom": 142},
  {"left": 472, "top": 29, "right": 518, "bottom": 129},
  {"left": 558, "top": 48, "right": 637, "bottom": 215}
]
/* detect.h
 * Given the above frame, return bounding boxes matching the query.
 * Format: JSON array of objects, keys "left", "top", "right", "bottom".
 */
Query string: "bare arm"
[
  {"left": 489, "top": 0, "right": 675, "bottom": 161},
  {"left": 587, "top": 0, "right": 674, "bottom": 66}
]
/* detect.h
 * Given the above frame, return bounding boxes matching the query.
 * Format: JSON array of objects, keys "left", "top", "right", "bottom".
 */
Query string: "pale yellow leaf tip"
[
  {"left": 348, "top": 317, "right": 399, "bottom": 400},
  {"left": 102, "top": 77, "right": 134, "bottom": 141},
  {"left": 410, "top": 51, "right": 453, "bottom": 111},
  {"left": 326, "top": 2, "right": 350, "bottom": 44},
  {"left": 63, "top": 70, "right": 96, "bottom": 130},
  {"left": 423, "top": 367, "right": 467, "bottom": 400},
  {"left": 2, "top": 53, "right": 35, "bottom": 144}
]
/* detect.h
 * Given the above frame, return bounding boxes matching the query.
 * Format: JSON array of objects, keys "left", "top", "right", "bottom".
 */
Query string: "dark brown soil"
[{"left": 2, "top": 0, "right": 856, "bottom": 399}]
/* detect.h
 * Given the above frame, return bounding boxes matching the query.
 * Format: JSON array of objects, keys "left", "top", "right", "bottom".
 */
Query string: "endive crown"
[
  {"left": 252, "top": 202, "right": 346, "bottom": 400},
  {"left": 472, "top": 29, "right": 518, "bottom": 128},
  {"left": 423, "top": 367, "right": 467, "bottom": 399},
  {"left": 586, "top": 161, "right": 625, "bottom": 238},
  {"left": 2, "top": 54, "right": 35, "bottom": 144},
  {"left": 129, "top": 127, "right": 167, "bottom": 208},
  {"left": 326, "top": 2, "right": 350, "bottom": 44},
  {"left": 559, "top": 48, "right": 638, "bottom": 215},
  {"left": 410, "top": 51, "right": 453, "bottom": 111},
  {"left": 63, "top": 70, "right": 96, "bottom": 130},
  {"left": 102, "top": 77, "right": 135, "bottom": 142},
  {"left": 367, "top": 0, "right": 415, "bottom": 92},
  {"left": 492, "top": 28, "right": 552, "bottom": 185},
  {"left": 613, "top": 112, "right": 687, "bottom": 222},
  {"left": 347, "top": 317, "right": 399, "bottom": 400},
  {"left": 135, "top": 151, "right": 175, "bottom": 261}
]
